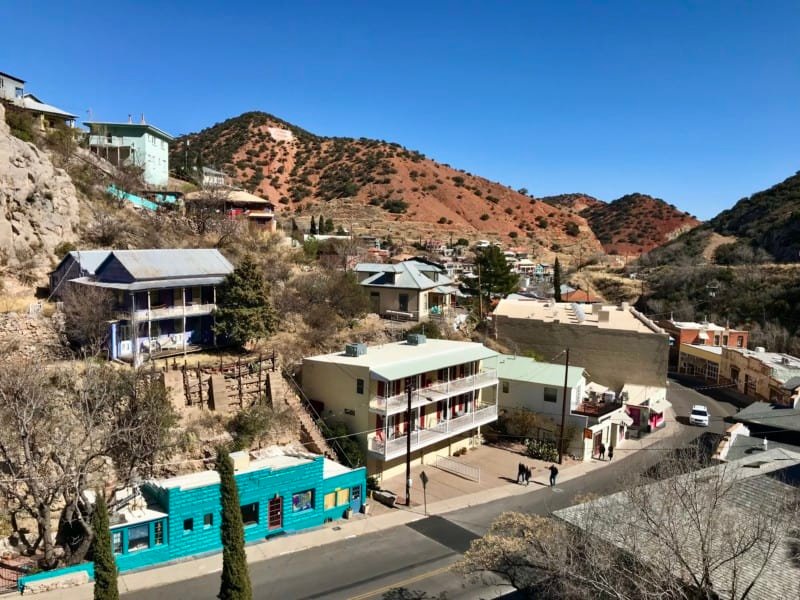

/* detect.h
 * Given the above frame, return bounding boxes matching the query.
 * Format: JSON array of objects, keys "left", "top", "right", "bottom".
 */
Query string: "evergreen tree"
[
  {"left": 553, "top": 257, "right": 563, "bottom": 302},
  {"left": 318, "top": 214, "right": 325, "bottom": 234},
  {"left": 213, "top": 256, "right": 277, "bottom": 348},
  {"left": 90, "top": 492, "right": 119, "bottom": 600},
  {"left": 472, "top": 245, "right": 519, "bottom": 303},
  {"left": 309, "top": 216, "right": 317, "bottom": 235},
  {"left": 217, "top": 448, "right": 252, "bottom": 600},
  {"left": 324, "top": 218, "right": 334, "bottom": 234}
]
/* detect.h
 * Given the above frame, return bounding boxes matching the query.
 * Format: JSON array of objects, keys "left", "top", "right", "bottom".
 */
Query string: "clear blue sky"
[{"left": 3, "top": 1, "right": 798, "bottom": 219}]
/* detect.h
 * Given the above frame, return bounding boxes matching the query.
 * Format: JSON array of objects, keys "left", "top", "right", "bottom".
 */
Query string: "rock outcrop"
[{"left": 0, "top": 103, "right": 80, "bottom": 270}]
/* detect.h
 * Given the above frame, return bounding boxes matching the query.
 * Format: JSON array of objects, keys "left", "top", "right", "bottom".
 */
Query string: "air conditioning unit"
[
  {"left": 406, "top": 333, "right": 427, "bottom": 346},
  {"left": 345, "top": 343, "right": 367, "bottom": 357}
]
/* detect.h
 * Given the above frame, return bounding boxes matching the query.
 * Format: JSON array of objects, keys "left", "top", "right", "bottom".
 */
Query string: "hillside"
[
  {"left": 578, "top": 193, "right": 700, "bottom": 255},
  {"left": 540, "top": 193, "right": 604, "bottom": 213},
  {"left": 641, "top": 170, "right": 800, "bottom": 267},
  {"left": 172, "top": 112, "right": 603, "bottom": 256}
]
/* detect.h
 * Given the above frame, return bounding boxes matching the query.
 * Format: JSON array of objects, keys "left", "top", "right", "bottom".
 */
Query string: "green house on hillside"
[{"left": 85, "top": 118, "right": 173, "bottom": 187}]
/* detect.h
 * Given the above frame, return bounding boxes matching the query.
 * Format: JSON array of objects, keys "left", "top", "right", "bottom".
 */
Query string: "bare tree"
[
  {"left": 456, "top": 449, "right": 800, "bottom": 599},
  {"left": 0, "top": 360, "right": 177, "bottom": 568},
  {"left": 61, "top": 283, "right": 116, "bottom": 356},
  {"left": 186, "top": 185, "right": 232, "bottom": 236}
]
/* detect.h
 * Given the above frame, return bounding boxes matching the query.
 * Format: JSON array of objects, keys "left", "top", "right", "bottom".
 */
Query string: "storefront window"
[
  {"left": 127, "top": 523, "right": 150, "bottom": 552},
  {"left": 112, "top": 531, "right": 123, "bottom": 554},
  {"left": 292, "top": 490, "right": 314, "bottom": 512}
]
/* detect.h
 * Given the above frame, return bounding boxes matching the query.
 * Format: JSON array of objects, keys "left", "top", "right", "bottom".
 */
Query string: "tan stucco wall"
[
  {"left": 494, "top": 316, "right": 669, "bottom": 391},
  {"left": 300, "top": 359, "right": 371, "bottom": 439},
  {"left": 364, "top": 286, "right": 428, "bottom": 321}
]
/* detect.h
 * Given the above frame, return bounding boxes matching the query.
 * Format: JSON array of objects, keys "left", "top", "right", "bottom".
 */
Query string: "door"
[
  {"left": 350, "top": 485, "right": 362, "bottom": 513},
  {"left": 370, "top": 292, "right": 380, "bottom": 313},
  {"left": 398, "top": 293, "right": 409, "bottom": 312},
  {"left": 268, "top": 496, "right": 283, "bottom": 531}
]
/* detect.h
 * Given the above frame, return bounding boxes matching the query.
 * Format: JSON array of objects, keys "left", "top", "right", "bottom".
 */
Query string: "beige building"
[
  {"left": 492, "top": 299, "right": 669, "bottom": 391},
  {"left": 355, "top": 261, "right": 458, "bottom": 322},
  {"left": 720, "top": 347, "right": 800, "bottom": 405},
  {"left": 301, "top": 336, "right": 499, "bottom": 480}
]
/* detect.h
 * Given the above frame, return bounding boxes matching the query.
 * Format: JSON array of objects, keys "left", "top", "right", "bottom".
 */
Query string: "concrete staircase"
[{"left": 267, "top": 371, "right": 336, "bottom": 460}]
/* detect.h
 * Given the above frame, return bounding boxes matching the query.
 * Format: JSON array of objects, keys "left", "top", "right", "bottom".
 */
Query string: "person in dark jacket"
[
  {"left": 549, "top": 464, "right": 559, "bottom": 487},
  {"left": 599, "top": 442, "right": 606, "bottom": 460},
  {"left": 608, "top": 445, "right": 614, "bottom": 461},
  {"left": 517, "top": 462, "right": 525, "bottom": 484}
]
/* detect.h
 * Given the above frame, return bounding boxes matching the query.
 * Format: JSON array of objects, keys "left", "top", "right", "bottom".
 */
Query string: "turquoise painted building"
[
  {"left": 19, "top": 448, "right": 366, "bottom": 591},
  {"left": 86, "top": 120, "right": 173, "bottom": 187}
]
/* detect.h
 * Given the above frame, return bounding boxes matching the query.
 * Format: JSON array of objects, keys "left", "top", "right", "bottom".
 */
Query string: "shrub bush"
[
  {"left": 480, "top": 214, "right": 490, "bottom": 221},
  {"left": 526, "top": 439, "right": 559, "bottom": 462}
]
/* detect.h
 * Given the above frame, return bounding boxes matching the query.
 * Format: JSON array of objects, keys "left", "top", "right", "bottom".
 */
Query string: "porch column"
[
  {"left": 182, "top": 287, "right": 187, "bottom": 357},
  {"left": 131, "top": 292, "right": 138, "bottom": 366},
  {"left": 147, "top": 291, "right": 152, "bottom": 355},
  {"left": 212, "top": 286, "right": 217, "bottom": 347}
]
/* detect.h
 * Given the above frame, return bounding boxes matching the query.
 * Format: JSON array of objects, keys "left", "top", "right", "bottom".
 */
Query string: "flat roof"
[
  {"left": 148, "top": 446, "right": 322, "bottom": 491},
  {"left": 733, "top": 402, "right": 800, "bottom": 433},
  {"left": 728, "top": 348, "right": 800, "bottom": 384},
  {"left": 323, "top": 458, "right": 352, "bottom": 478},
  {"left": 684, "top": 344, "right": 724, "bottom": 356},
  {"left": 493, "top": 299, "right": 664, "bottom": 335},
  {"left": 305, "top": 339, "right": 498, "bottom": 383},
  {"left": 497, "top": 354, "right": 585, "bottom": 388},
  {"left": 666, "top": 320, "right": 747, "bottom": 333}
]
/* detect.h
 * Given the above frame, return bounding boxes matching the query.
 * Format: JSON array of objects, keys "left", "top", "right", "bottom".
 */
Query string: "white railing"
[
  {"left": 117, "top": 303, "right": 216, "bottom": 321},
  {"left": 435, "top": 455, "right": 480, "bottom": 482},
  {"left": 367, "top": 403, "right": 498, "bottom": 460},
  {"left": 369, "top": 369, "right": 498, "bottom": 414}
]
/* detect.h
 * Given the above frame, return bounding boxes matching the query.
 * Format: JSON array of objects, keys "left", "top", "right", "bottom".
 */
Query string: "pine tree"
[
  {"left": 309, "top": 216, "right": 317, "bottom": 235},
  {"left": 318, "top": 214, "right": 325, "bottom": 234},
  {"left": 213, "top": 256, "right": 277, "bottom": 348},
  {"left": 217, "top": 447, "right": 252, "bottom": 600},
  {"left": 324, "top": 218, "right": 334, "bottom": 234},
  {"left": 553, "top": 257, "right": 563, "bottom": 302},
  {"left": 91, "top": 492, "right": 119, "bottom": 600},
  {"left": 472, "top": 245, "right": 518, "bottom": 303}
]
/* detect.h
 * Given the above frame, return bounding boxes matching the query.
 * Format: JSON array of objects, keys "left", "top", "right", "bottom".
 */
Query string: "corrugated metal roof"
[
  {"left": 65, "top": 250, "right": 112, "bottom": 275},
  {"left": 98, "top": 249, "right": 233, "bottom": 282},
  {"left": 22, "top": 93, "right": 76, "bottom": 119},
  {"left": 497, "top": 355, "right": 585, "bottom": 388},
  {"left": 72, "top": 275, "right": 227, "bottom": 291}
]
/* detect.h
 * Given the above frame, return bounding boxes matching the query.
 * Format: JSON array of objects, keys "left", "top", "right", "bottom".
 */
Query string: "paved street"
[{"left": 120, "top": 379, "right": 736, "bottom": 600}]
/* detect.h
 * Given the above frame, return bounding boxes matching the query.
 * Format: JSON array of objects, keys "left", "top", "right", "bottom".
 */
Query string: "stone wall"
[{"left": 0, "top": 311, "right": 71, "bottom": 360}]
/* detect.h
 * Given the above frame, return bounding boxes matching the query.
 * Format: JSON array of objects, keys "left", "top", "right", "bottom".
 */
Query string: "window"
[
  {"left": 183, "top": 518, "right": 193, "bottom": 533},
  {"left": 203, "top": 513, "right": 214, "bottom": 528},
  {"left": 268, "top": 496, "right": 283, "bottom": 530},
  {"left": 737, "top": 337, "right": 744, "bottom": 348},
  {"left": 292, "top": 490, "right": 314, "bottom": 512},
  {"left": 106, "top": 133, "right": 113, "bottom": 144},
  {"left": 154, "top": 521, "right": 164, "bottom": 545},
  {"left": 502, "top": 381, "right": 509, "bottom": 394},
  {"left": 722, "top": 335, "right": 729, "bottom": 346},
  {"left": 127, "top": 523, "right": 150, "bottom": 551},
  {"left": 356, "top": 378, "right": 364, "bottom": 394},
  {"left": 336, "top": 488, "right": 350, "bottom": 506},
  {"left": 544, "top": 387, "right": 558, "bottom": 403},
  {"left": 240, "top": 502, "right": 259, "bottom": 526},
  {"left": 112, "top": 531, "right": 123, "bottom": 554},
  {"left": 352, "top": 485, "right": 361, "bottom": 503},
  {"left": 713, "top": 335, "right": 720, "bottom": 346},
  {"left": 324, "top": 492, "right": 336, "bottom": 510}
]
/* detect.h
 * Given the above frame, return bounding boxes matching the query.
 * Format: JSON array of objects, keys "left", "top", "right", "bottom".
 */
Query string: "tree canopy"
[
  {"left": 213, "top": 256, "right": 277, "bottom": 348},
  {"left": 217, "top": 447, "right": 252, "bottom": 600},
  {"left": 471, "top": 246, "right": 518, "bottom": 302}
]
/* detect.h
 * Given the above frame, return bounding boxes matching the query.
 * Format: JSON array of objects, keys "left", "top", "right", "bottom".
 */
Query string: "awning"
[
  {"left": 648, "top": 397, "right": 672, "bottom": 415},
  {"left": 610, "top": 412, "right": 634, "bottom": 427}
]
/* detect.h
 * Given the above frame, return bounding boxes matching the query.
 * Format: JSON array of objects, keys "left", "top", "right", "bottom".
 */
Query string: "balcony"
[
  {"left": 367, "top": 403, "right": 498, "bottom": 461},
  {"left": 572, "top": 400, "right": 624, "bottom": 418},
  {"left": 115, "top": 303, "right": 216, "bottom": 322},
  {"left": 369, "top": 369, "right": 498, "bottom": 415}
]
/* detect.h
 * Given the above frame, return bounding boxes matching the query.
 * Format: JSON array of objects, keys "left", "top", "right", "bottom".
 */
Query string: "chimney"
[
  {"left": 140, "top": 113, "right": 146, "bottom": 125},
  {"left": 128, "top": 114, "right": 132, "bottom": 124}
]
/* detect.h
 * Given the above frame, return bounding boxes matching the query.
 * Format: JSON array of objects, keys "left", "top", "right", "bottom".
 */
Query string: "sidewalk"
[{"left": 31, "top": 408, "right": 678, "bottom": 599}]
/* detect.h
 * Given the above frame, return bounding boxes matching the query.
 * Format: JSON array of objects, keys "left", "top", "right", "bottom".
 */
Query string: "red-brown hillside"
[{"left": 172, "top": 112, "right": 602, "bottom": 255}]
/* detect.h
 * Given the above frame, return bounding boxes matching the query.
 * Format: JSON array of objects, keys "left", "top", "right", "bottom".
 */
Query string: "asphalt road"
[{"left": 124, "top": 380, "right": 737, "bottom": 600}]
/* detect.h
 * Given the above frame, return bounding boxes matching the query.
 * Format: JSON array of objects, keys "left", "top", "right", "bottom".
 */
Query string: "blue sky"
[{"left": 2, "top": 1, "right": 798, "bottom": 219}]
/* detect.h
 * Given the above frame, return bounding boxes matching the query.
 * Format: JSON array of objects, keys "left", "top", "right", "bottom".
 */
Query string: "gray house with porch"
[{"left": 68, "top": 249, "right": 233, "bottom": 364}]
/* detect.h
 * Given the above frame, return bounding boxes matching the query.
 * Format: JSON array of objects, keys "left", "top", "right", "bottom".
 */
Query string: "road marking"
[{"left": 346, "top": 564, "right": 452, "bottom": 600}]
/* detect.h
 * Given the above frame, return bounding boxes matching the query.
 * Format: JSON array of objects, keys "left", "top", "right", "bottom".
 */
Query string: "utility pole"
[
  {"left": 477, "top": 263, "right": 483, "bottom": 322},
  {"left": 558, "top": 348, "right": 570, "bottom": 465},
  {"left": 405, "top": 378, "right": 414, "bottom": 506}
]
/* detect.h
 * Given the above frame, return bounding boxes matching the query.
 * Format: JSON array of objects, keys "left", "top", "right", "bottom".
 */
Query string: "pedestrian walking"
[
  {"left": 608, "top": 445, "right": 614, "bottom": 461},
  {"left": 599, "top": 442, "right": 606, "bottom": 460},
  {"left": 549, "top": 464, "right": 559, "bottom": 487},
  {"left": 524, "top": 466, "right": 531, "bottom": 486},
  {"left": 517, "top": 462, "right": 525, "bottom": 484}
]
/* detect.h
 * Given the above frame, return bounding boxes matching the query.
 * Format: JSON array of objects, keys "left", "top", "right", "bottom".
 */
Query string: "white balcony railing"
[
  {"left": 116, "top": 303, "right": 216, "bottom": 322},
  {"left": 367, "top": 403, "right": 498, "bottom": 461},
  {"left": 369, "top": 369, "right": 498, "bottom": 415}
]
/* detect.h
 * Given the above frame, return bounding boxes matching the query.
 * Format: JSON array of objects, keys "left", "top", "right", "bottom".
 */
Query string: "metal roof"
[
  {"left": 97, "top": 249, "right": 233, "bottom": 282},
  {"left": 733, "top": 402, "right": 800, "bottom": 433},
  {"left": 355, "top": 261, "right": 454, "bottom": 290},
  {"left": 21, "top": 93, "right": 76, "bottom": 119},
  {"left": 496, "top": 354, "right": 585, "bottom": 388},
  {"left": 305, "top": 339, "right": 498, "bottom": 383},
  {"left": 71, "top": 275, "right": 227, "bottom": 292},
  {"left": 52, "top": 250, "right": 112, "bottom": 276},
  {"left": 0, "top": 71, "right": 24, "bottom": 83},
  {"left": 84, "top": 121, "right": 174, "bottom": 141}
]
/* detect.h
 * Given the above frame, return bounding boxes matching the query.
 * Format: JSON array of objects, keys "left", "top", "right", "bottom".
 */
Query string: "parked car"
[{"left": 689, "top": 404, "right": 710, "bottom": 427}]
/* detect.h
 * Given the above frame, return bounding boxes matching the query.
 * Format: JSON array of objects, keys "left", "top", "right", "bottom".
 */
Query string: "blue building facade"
[{"left": 19, "top": 448, "right": 366, "bottom": 591}]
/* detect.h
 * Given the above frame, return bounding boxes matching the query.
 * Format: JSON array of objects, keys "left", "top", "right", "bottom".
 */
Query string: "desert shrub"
[
  {"left": 4, "top": 107, "right": 34, "bottom": 141},
  {"left": 509, "top": 231, "right": 518, "bottom": 239},
  {"left": 526, "top": 439, "right": 559, "bottom": 462},
  {"left": 536, "top": 217, "right": 548, "bottom": 229},
  {"left": 480, "top": 214, "right": 490, "bottom": 221},
  {"left": 565, "top": 221, "right": 580, "bottom": 236},
  {"left": 382, "top": 199, "right": 408, "bottom": 214}
]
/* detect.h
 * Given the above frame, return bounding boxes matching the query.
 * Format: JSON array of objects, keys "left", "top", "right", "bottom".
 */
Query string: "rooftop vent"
[
  {"left": 755, "top": 346, "right": 766, "bottom": 353},
  {"left": 229, "top": 450, "right": 250, "bottom": 472},
  {"left": 406, "top": 333, "right": 427, "bottom": 346},
  {"left": 598, "top": 309, "right": 611, "bottom": 323},
  {"left": 345, "top": 343, "right": 367, "bottom": 357}
]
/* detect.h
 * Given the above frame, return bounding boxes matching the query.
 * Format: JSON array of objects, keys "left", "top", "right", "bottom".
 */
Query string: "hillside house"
[
  {"left": 18, "top": 446, "right": 365, "bottom": 591},
  {"left": 85, "top": 119, "right": 174, "bottom": 187},
  {"left": 354, "top": 260, "right": 459, "bottom": 322},
  {"left": 302, "top": 336, "right": 500, "bottom": 480},
  {"left": 0, "top": 71, "right": 24, "bottom": 101},
  {"left": 68, "top": 249, "right": 233, "bottom": 364},
  {"left": 200, "top": 166, "right": 228, "bottom": 187},
  {"left": 49, "top": 250, "right": 112, "bottom": 299},
  {"left": 184, "top": 189, "right": 277, "bottom": 233}
]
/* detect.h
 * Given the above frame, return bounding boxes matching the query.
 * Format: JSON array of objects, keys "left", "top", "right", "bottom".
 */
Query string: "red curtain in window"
[{"left": 376, "top": 414, "right": 385, "bottom": 440}]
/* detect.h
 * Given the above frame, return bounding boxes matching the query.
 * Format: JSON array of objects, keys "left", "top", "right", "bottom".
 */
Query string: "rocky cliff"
[{"left": 0, "top": 103, "right": 80, "bottom": 270}]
